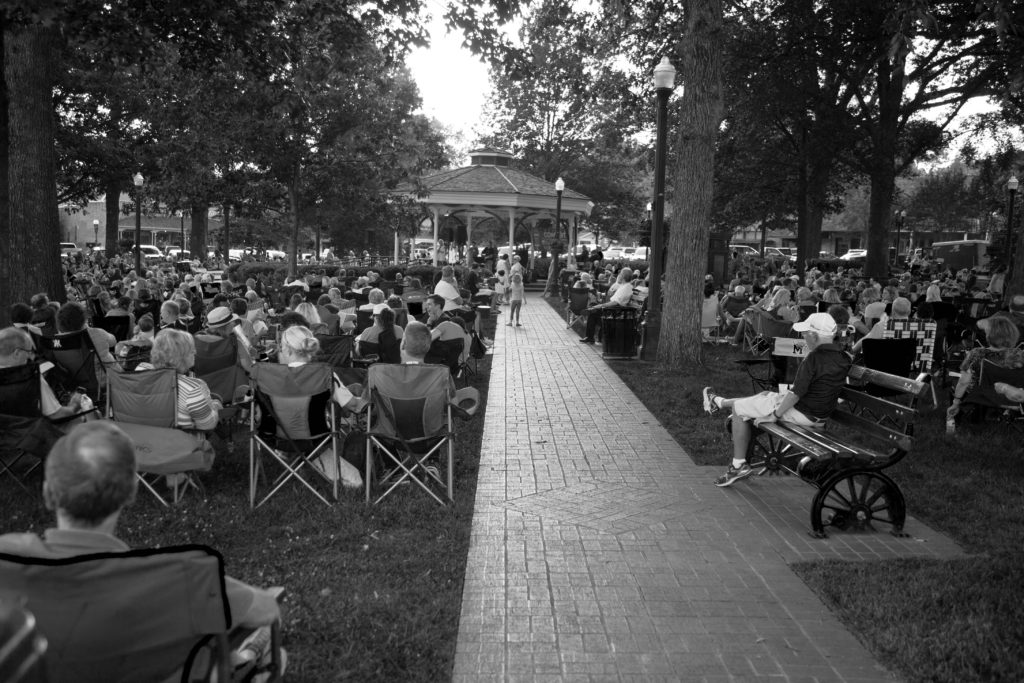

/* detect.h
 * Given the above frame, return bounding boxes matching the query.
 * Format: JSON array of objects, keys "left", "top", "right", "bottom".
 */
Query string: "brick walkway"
[{"left": 453, "top": 292, "right": 964, "bottom": 682}]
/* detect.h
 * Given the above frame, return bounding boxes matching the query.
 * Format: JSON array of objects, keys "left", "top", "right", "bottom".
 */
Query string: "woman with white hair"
[{"left": 136, "top": 329, "right": 221, "bottom": 431}]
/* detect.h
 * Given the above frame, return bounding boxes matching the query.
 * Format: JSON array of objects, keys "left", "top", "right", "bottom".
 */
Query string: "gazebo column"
[
  {"left": 431, "top": 207, "right": 440, "bottom": 267},
  {"left": 466, "top": 214, "right": 473, "bottom": 264},
  {"left": 508, "top": 208, "right": 515, "bottom": 254}
]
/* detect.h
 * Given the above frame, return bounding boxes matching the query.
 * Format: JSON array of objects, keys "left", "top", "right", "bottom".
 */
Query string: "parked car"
[
  {"left": 729, "top": 244, "right": 760, "bottom": 257},
  {"left": 133, "top": 244, "right": 164, "bottom": 262},
  {"left": 624, "top": 246, "right": 651, "bottom": 262},
  {"left": 166, "top": 247, "right": 190, "bottom": 260},
  {"left": 763, "top": 246, "right": 794, "bottom": 262},
  {"left": 60, "top": 242, "right": 81, "bottom": 258},
  {"left": 839, "top": 249, "right": 867, "bottom": 261},
  {"left": 603, "top": 246, "right": 626, "bottom": 260}
]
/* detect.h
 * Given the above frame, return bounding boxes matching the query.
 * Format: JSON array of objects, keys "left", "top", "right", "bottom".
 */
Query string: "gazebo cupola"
[{"left": 469, "top": 148, "right": 514, "bottom": 167}]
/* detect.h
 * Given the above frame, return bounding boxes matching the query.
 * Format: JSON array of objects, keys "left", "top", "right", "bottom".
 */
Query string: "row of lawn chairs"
[{"left": 2, "top": 325, "right": 482, "bottom": 508}]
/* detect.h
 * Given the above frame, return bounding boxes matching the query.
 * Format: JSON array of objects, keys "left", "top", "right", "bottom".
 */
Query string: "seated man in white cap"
[{"left": 701, "top": 312, "right": 852, "bottom": 487}]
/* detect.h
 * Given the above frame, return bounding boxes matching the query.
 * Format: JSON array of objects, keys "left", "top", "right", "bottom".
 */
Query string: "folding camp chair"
[
  {"left": 248, "top": 362, "right": 342, "bottom": 508},
  {"left": 107, "top": 369, "right": 216, "bottom": 505},
  {"left": 882, "top": 320, "right": 938, "bottom": 374},
  {"left": 355, "top": 309, "right": 374, "bottom": 335},
  {"left": 314, "top": 333, "right": 354, "bottom": 371},
  {"left": 425, "top": 320, "right": 466, "bottom": 378},
  {"left": 0, "top": 364, "right": 73, "bottom": 491},
  {"left": 0, "top": 545, "right": 282, "bottom": 683},
  {"left": 194, "top": 333, "right": 250, "bottom": 438},
  {"left": 32, "top": 329, "right": 102, "bottom": 403},
  {"left": 92, "top": 316, "right": 131, "bottom": 342},
  {"left": 566, "top": 287, "right": 591, "bottom": 330},
  {"left": 364, "top": 364, "right": 478, "bottom": 506},
  {"left": 0, "top": 599, "right": 47, "bottom": 683},
  {"left": 861, "top": 338, "right": 920, "bottom": 402},
  {"left": 958, "top": 360, "right": 1024, "bottom": 431},
  {"left": 742, "top": 310, "right": 794, "bottom": 357}
]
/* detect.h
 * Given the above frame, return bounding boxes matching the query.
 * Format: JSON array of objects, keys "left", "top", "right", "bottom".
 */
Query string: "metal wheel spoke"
[{"left": 828, "top": 487, "right": 853, "bottom": 509}]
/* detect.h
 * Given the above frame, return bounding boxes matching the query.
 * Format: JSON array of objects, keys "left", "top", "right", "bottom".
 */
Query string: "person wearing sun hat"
[
  {"left": 196, "top": 305, "right": 253, "bottom": 372},
  {"left": 701, "top": 312, "right": 852, "bottom": 488}
]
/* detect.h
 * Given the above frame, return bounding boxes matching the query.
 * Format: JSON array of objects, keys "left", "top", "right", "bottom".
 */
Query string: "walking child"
[{"left": 507, "top": 272, "right": 525, "bottom": 327}]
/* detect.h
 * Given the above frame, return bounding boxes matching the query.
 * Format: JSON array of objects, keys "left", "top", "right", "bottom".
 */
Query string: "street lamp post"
[
  {"left": 555, "top": 177, "right": 565, "bottom": 265},
  {"left": 133, "top": 172, "right": 144, "bottom": 274},
  {"left": 642, "top": 56, "right": 675, "bottom": 360},
  {"left": 92, "top": 219, "right": 99, "bottom": 248},
  {"left": 1006, "top": 175, "right": 1019, "bottom": 283}
]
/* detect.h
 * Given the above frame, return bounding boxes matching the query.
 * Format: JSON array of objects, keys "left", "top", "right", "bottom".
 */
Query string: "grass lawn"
[
  {"left": 549, "top": 295, "right": 1024, "bottom": 682},
  {"left": 0, "top": 353, "right": 491, "bottom": 682}
]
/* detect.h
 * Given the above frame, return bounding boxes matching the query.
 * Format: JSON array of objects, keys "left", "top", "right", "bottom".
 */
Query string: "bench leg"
[{"left": 809, "top": 469, "right": 906, "bottom": 539}]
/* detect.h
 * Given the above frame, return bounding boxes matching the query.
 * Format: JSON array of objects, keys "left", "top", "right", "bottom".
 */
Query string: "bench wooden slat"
[
  {"left": 827, "top": 409, "right": 914, "bottom": 453},
  {"left": 758, "top": 422, "right": 836, "bottom": 459},
  {"left": 847, "top": 365, "right": 927, "bottom": 397}
]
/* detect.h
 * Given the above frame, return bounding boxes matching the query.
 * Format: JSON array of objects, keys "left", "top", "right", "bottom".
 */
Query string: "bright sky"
[{"left": 407, "top": 11, "right": 493, "bottom": 163}]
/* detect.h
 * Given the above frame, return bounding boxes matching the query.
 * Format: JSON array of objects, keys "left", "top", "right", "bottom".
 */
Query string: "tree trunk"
[
  {"left": 4, "top": 25, "right": 62, "bottom": 317},
  {"left": 659, "top": 0, "right": 723, "bottom": 368},
  {"left": 223, "top": 202, "right": 231, "bottom": 257},
  {"left": 804, "top": 154, "right": 832, "bottom": 266},
  {"left": 288, "top": 163, "right": 300, "bottom": 278},
  {"left": 190, "top": 202, "right": 208, "bottom": 263},
  {"left": 104, "top": 177, "right": 121, "bottom": 253},
  {"left": 0, "top": 25, "right": 9, "bottom": 327},
  {"left": 864, "top": 48, "right": 906, "bottom": 279}
]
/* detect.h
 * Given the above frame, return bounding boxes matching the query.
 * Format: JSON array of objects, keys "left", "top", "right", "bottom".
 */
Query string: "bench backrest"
[{"left": 829, "top": 365, "right": 929, "bottom": 466}]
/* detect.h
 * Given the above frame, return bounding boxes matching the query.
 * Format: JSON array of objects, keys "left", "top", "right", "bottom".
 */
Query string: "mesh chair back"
[
  {"left": 0, "top": 364, "right": 42, "bottom": 418},
  {"left": 32, "top": 330, "right": 99, "bottom": 400},
  {"left": 0, "top": 546, "right": 230, "bottom": 683},
  {"left": 94, "top": 316, "right": 131, "bottom": 342},
  {"left": 314, "top": 334, "right": 353, "bottom": 370},
  {"left": 355, "top": 309, "right": 373, "bottom": 334},
  {"left": 973, "top": 360, "right": 1024, "bottom": 408},
  {"left": 134, "top": 300, "right": 161, "bottom": 324},
  {"left": 367, "top": 364, "right": 452, "bottom": 445},
  {"left": 108, "top": 369, "right": 177, "bottom": 427},
  {"left": 568, "top": 288, "right": 591, "bottom": 315},
  {"left": 881, "top": 320, "right": 937, "bottom": 373},
  {"left": 862, "top": 337, "right": 917, "bottom": 374},
  {"left": 193, "top": 333, "right": 246, "bottom": 402},
  {"left": 251, "top": 363, "right": 334, "bottom": 444}
]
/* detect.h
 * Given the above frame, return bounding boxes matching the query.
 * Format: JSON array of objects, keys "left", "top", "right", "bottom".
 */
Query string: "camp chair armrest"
[{"left": 451, "top": 387, "right": 480, "bottom": 419}]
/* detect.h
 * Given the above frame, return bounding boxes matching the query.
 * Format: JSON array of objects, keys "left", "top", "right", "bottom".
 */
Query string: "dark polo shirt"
[{"left": 792, "top": 342, "right": 852, "bottom": 420}]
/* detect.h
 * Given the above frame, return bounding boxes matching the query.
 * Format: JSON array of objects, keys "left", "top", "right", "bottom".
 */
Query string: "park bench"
[{"left": 737, "top": 365, "right": 929, "bottom": 539}]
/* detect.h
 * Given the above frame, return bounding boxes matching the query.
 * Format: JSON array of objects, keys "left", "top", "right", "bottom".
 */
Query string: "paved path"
[{"left": 453, "top": 293, "right": 964, "bottom": 682}]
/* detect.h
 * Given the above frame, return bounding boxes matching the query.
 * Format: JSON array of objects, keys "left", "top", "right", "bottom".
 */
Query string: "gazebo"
[{"left": 389, "top": 148, "right": 593, "bottom": 265}]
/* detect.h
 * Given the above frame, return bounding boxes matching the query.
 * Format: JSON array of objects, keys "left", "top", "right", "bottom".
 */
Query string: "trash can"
[
  {"left": 601, "top": 307, "right": 639, "bottom": 359},
  {"left": 475, "top": 305, "right": 495, "bottom": 340}
]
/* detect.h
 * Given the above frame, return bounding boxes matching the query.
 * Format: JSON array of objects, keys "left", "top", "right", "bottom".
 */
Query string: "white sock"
[{"left": 732, "top": 459, "right": 745, "bottom": 469}]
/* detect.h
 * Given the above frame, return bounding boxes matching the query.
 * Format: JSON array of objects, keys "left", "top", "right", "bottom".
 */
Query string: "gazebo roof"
[
  {"left": 414, "top": 164, "right": 590, "bottom": 201},
  {"left": 390, "top": 148, "right": 593, "bottom": 218}
]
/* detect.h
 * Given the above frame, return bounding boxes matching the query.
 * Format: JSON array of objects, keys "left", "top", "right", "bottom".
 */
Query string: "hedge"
[{"left": 224, "top": 261, "right": 486, "bottom": 287}]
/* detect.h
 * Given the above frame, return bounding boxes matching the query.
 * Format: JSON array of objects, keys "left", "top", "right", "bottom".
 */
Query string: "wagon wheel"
[
  {"left": 747, "top": 430, "right": 798, "bottom": 476},
  {"left": 810, "top": 470, "right": 906, "bottom": 538}
]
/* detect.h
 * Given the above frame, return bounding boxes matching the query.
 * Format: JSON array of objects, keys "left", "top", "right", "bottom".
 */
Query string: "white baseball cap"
[{"left": 792, "top": 312, "right": 837, "bottom": 337}]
